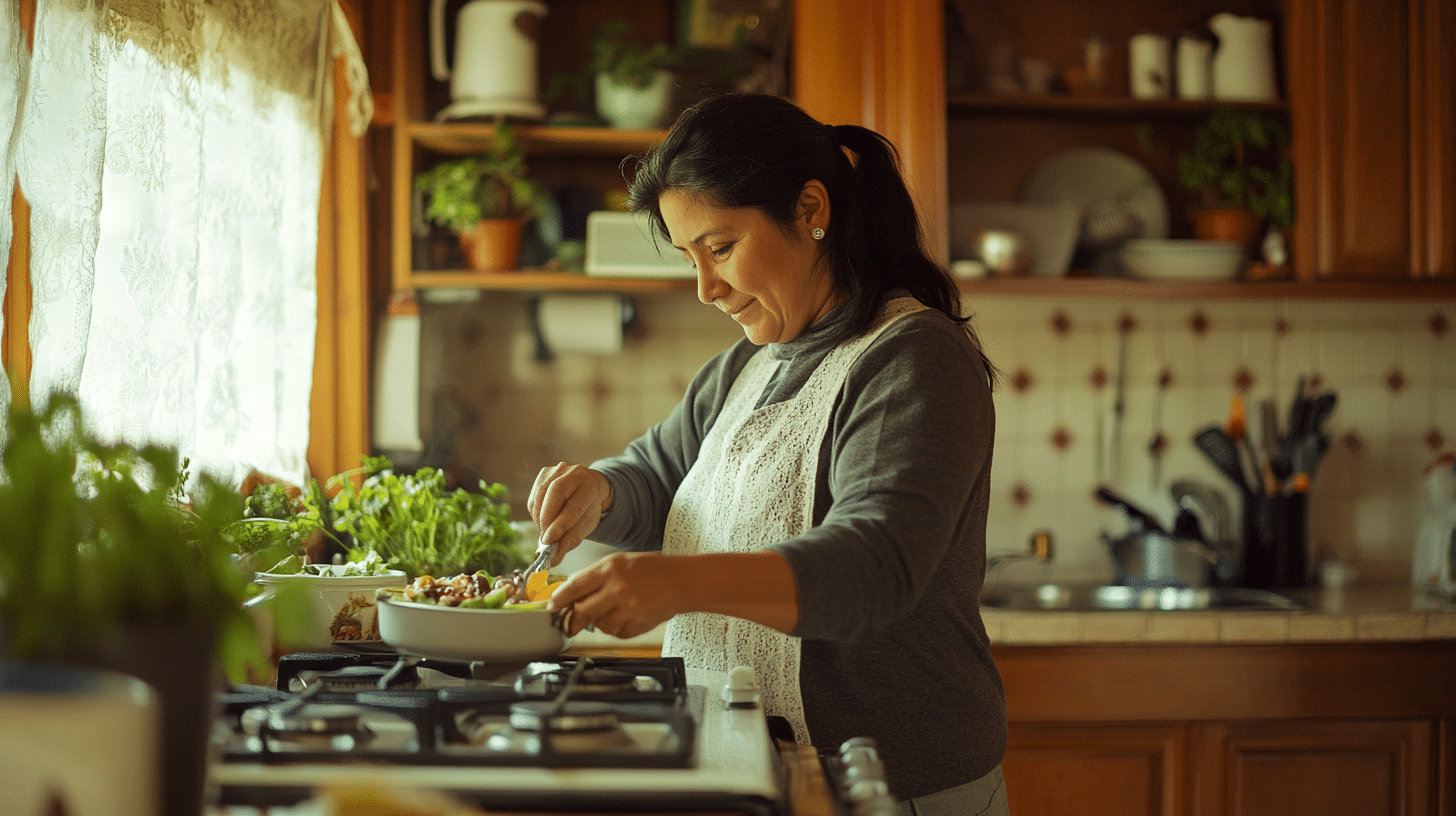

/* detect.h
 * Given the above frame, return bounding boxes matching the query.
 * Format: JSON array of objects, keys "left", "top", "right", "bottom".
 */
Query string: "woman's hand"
[
  {"left": 528, "top": 462, "right": 613, "bottom": 564},
  {"left": 548, "top": 550, "right": 801, "bottom": 638},
  {"left": 547, "top": 551, "right": 683, "bottom": 638}
]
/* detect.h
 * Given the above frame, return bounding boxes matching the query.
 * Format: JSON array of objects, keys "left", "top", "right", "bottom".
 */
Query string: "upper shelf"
[
  {"left": 947, "top": 93, "right": 1290, "bottom": 118},
  {"left": 406, "top": 269, "right": 1456, "bottom": 300},
  {"left": 407, "top": 122, "right": 667, "bottom": 157}
]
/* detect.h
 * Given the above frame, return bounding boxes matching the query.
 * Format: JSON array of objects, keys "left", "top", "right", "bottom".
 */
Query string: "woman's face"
[{"left": 659, "top": 185, "right": 838, "bottom": 345}]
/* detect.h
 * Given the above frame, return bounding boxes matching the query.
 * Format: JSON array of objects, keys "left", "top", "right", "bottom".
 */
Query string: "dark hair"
[{"left": 627, "top": 93, "right": 991, "bottom": 378}]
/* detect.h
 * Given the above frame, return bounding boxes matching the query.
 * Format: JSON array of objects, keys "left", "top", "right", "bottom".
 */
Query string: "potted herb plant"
[
  {"left": 0, "top": 392, "right": 259, "bottom": 816},
  {"left": 548, "top": 19, "right": 679, "bottom": 129},
  {"left": 413, "top": 119, "right": 548, "bottom": 272},
  {"left": 1177, "top": 108, "right": 1293, "bottom": 253}
]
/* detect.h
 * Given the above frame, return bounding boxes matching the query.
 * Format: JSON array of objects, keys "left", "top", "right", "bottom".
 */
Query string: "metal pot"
[{"left": 1108, "top": 532, "right": 1219, "bottom": 589}]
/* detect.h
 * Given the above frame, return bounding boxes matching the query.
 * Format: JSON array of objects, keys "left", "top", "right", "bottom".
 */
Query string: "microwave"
[{"left": 584, "top": 210, "right": 694, "bottom": 279}]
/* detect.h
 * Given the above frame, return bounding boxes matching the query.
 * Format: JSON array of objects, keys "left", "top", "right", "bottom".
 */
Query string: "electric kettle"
[
  {"left": 1209, "top": 13, "right": 1278, "bottom": 101},
  {"left": 430, "top": 0, "right": 547, "bottom": 121}
]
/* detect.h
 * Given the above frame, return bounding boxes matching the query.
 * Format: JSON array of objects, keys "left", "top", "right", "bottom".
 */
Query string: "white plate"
[{"left": 1019, "top": 146, "right": 1169, "bottom": 246}]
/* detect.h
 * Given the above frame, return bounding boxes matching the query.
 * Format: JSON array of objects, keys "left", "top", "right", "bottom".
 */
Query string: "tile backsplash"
[{"left": 417, "top": 291, "right": 1454, "bottom": 586}]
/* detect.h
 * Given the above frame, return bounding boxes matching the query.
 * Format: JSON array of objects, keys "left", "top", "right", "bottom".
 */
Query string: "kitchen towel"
[{"left": 537, "top": 293, "right": 625, "bottom": 354}]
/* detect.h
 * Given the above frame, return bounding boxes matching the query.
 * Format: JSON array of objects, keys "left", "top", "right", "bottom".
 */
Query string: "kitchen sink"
[{"left": 979, "top": 584, "right": 1302, "bottom": 612}]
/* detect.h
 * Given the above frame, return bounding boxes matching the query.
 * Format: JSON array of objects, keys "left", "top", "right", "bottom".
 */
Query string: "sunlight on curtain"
[
  {"left": 15, "top": 0, "right": 329, "bottom": 486},
  {"left": 0, "top": 0, "right": 26, "bottom": 435}
]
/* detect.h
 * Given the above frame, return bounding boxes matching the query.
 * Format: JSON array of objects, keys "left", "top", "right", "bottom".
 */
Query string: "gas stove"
[{"left": 209, "top": 653, "right": 886, "bottom": 815}]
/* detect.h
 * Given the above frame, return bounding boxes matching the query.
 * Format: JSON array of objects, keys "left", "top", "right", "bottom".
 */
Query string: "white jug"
[
  {"left": 429, "top": 0, "right": 547, "bottom": 121},
  {"left": 1209, "top": 13, "right": 1277, "bottom": 101}
]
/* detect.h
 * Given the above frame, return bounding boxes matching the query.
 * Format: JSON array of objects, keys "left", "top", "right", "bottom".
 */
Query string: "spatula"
[{"left": 1195, "top": 426, "right": 1255, "bottom": 497}]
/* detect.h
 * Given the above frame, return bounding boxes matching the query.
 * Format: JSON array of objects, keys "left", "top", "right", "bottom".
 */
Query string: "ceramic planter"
[{"left": 594, "top": 69, "right": 673, "bottom": 129}]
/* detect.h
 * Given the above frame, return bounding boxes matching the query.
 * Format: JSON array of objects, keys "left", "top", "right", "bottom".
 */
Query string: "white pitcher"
[{"left": 1209, "top": 13, "right": 1278, "bottom": 101}]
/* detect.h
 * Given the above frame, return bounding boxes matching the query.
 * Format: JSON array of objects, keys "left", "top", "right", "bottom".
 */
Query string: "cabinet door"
[
  {"left": 1288, "top": 0, "right": 1456, "bottom": 281},
  {"left": 1197, "top": 719, "right": 1435, "bottom": 816},
  {"left": 1001, "top": 724, "right": 1189, "bottom": 816}
]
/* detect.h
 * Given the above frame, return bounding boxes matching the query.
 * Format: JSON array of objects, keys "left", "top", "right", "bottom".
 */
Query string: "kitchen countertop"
[{"left": 981, "top": 582, "right": 1456, "bottom": 646}]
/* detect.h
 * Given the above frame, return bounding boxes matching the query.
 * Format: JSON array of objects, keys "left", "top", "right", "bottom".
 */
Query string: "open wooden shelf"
[
  {"left": 947, "top": 94, "right": 1290, "bottom": 118},
  {"left": 405, "top": 269, "right": 1454, "bottom": 300},
  {"left": 956, "top": 275, "right": 1456, "bottom": 300},
  {"left": 408, "top": 122, "right": 667, "bottom": 157},
  {"left": 409, "top": 269, "right": 694, "bottom": 293}
]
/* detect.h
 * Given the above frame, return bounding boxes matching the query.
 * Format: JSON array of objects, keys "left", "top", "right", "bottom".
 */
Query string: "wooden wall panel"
[{"left": 793, "top": 0, "right": 949, "bottom": 262}]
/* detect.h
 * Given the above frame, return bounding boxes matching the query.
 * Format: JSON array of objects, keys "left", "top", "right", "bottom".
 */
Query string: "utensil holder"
[{"left": 1239, "top": 493, "right": 1309, "bottom": 587}]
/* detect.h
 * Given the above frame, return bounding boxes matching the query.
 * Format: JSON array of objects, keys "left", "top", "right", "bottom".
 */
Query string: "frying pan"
[{"left": 376, "top": 595, "right": 573, "bottom": 662}]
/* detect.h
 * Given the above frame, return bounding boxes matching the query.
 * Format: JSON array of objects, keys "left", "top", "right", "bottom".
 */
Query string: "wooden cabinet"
[
  {"left": 1002, "top": 724, "right": 1187, "bottom": 816},
  {"left": 1286, "top": 0, "right": 1456, "bottom": 281},
  {"left": 1197, "top": 719, "right": 1435, "bottom": 816},
  {"left": 992, "top": 642, "right": 1456, "bottom": 816}
]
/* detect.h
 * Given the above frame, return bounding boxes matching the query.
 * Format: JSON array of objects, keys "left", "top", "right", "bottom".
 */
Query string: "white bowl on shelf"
[{"left": 1120, "top": 238, "right": 1246, "bottom": 282}]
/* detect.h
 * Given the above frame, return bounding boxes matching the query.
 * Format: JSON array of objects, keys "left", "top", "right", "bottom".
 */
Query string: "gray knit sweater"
[{"left": 588, "top": 298, "right": 1006, "bottom": 800}]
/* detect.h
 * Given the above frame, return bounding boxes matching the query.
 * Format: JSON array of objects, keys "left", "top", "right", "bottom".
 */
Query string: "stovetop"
[
  {"left": 210, "top": 653, "right": 792, "bottom": 814},
  {"left": 216, "top": 653, "right": 698, "bottom": 769}
]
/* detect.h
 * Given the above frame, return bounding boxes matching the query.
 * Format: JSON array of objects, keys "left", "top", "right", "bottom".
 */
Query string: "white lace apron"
[{"left": 661, "top": 297, "right": 928, "bottom": 744}]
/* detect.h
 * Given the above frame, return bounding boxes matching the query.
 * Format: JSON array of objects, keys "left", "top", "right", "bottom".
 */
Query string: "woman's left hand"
[{"left": 547, "top": 551, "right": 682, "bottom": 638}]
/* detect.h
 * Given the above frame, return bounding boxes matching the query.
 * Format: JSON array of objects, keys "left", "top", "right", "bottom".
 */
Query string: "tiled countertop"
[{"left": 981, "top": 583, "right": 1456, "bottom": 646}]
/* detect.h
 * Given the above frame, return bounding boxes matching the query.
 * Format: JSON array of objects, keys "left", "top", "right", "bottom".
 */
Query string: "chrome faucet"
[{"left": 986, "top": 529, "right": 1055, "bottom": 583}]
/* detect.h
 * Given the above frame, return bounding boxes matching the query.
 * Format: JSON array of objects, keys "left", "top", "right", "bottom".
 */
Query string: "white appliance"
[
  {"left": 1209, "top": 13, "right": 1279, "bottom": 102},
  {"left": 430, "top": 0, "right": 547, "bottom": 121},
  {"left": 585, "top": 210, "right": 695, "bottom": 279},
  {"left": 207, "top": 658, "right": 891, "bottom": 814}
]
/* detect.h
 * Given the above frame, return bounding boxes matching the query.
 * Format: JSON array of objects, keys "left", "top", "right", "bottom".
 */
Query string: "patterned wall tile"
[{"left": 418, "top": 292, "right": 1454, "bottom": 585}]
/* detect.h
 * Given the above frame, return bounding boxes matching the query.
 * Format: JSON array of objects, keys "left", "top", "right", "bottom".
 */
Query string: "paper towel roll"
[{"left": 538, "top": 294, "right": 624, "bottom": 354}]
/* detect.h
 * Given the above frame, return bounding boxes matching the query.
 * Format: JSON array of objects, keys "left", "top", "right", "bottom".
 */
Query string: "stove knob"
[{"left": 722, "top": 665, "right": 760, "bottom": 708}]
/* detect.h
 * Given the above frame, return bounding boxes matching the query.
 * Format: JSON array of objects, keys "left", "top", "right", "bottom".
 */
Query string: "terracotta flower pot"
[
  {"left": 1191, "top": 207, "right": 1261, "bottom": 252},
  {"left": 458, "top": 218, "right": 527, "bottom": 272}
]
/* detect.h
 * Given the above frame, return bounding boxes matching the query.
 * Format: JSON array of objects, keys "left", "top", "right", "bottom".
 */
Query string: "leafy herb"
[
  {"left": 244, "top": 482, "right": 295, "bottom": 520},
  {"left": 328, "top": 458, "right": 524, "bottom": 580},
  {"left": 0, "top": 393, "right": 262, "bottom": 681}
]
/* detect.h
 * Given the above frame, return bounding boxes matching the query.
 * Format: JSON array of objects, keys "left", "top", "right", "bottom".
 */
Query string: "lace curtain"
[
  {"left": 0, "top": 0, "right": 25, "bottom": 433},
  {"left": 8, "top": 0, "right": 341, "bottom": 486}
]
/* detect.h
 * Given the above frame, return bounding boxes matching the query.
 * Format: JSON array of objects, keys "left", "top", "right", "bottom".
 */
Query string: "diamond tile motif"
[
  {"left": 1426, "top": 429, "right": 1447, "bottom": 451},
  {"left": 1051, "top": 426, "right": 1073, "bottom": 452},
  {"left": 1189, "top": 310, "right": 1209, "bottom": 337},
  {"left": 1010, "top": 482, "right": 1032, "bottom": 507},
  {"left": 1051, "top": 310, "right": 1073, "bottom": 336},
  {"left": 1430, "top": 311, "right": 1449, "bottom": 337},
  {"left": 1090, "top": 365, "right": 1108, "bottom": 389},
  {"left": 1385, "top": 369, "right": 1406, "bottom": 393},
  {"left": 1011, "top": 368, "right": 1035, "bottom": 394}
]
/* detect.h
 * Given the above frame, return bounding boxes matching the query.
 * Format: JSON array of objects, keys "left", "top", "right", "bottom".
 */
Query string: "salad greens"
[
  {"left": 331, "top": 456, "right": 525, "bottom": 579},
  {"left": 229, "top": 455, "right": 525, "bottom": 581}
]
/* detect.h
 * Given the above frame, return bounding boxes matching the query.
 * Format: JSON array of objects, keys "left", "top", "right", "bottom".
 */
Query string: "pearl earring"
[{"left": 812, "top": 227, "right": 825, "bottom": 240}]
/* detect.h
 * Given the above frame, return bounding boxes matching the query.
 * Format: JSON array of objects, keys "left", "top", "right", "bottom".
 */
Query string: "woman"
[{"left": 528, "top": 93, "right": 1006, "bottom": 815}]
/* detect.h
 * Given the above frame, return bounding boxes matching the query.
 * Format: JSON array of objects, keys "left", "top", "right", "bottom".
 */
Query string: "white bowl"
[
  {"left": 1120, "top": 239, "right": 1245, "bottom": 281},
  {"left": 250, "top": 567, "right": 408, "bottom": 650},
  {"left": 376, "top": 596, "right": 570, "bottom": 662}
]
